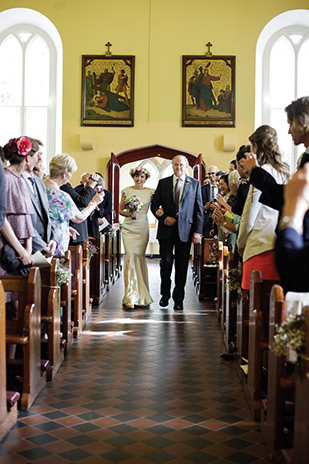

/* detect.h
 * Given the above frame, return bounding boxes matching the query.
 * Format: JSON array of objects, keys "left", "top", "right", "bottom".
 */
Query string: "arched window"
[
  {"left": 0, "top": 8, "right": 62, "bottom": 167},
  {"left": 256, "top": 9, "right": 309, "bottom": 170}
]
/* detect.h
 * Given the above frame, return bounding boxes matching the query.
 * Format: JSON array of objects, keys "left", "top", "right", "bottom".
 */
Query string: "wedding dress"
[{"left": 122, "top": 186, "right": 154, "bottom": 307}]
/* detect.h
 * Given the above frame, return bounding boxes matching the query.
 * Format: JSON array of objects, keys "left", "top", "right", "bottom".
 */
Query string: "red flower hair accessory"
[{"left": 4, "top": 137, "right": 32, "bottom": 156}]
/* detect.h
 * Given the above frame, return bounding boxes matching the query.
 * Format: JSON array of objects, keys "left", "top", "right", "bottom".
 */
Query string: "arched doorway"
[{"left": 108, "top": 144, "right": 205, "bottom": 223}]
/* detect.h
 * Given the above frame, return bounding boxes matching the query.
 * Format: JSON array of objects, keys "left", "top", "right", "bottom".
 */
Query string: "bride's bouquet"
[{"left": 123, "top": 195, "right": 143, "bottom": 219}]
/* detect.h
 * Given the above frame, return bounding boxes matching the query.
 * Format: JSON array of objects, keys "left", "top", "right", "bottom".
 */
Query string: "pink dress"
[{"left": 0, "top": 169, "right": 34, "bottom": 302}]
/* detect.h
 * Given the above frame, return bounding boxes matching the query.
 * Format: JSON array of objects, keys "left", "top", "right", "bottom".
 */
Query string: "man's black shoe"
[
  {"left": 173, "top": 302, "right": 183, "bottom": 310},
  {"left": 159, "top": 296, "right": 169, "bottom": 307}
]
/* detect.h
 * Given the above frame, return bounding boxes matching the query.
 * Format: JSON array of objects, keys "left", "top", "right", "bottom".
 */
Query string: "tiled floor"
[{"left": 0, "top": 259, "right": 270, "bottom": 463}]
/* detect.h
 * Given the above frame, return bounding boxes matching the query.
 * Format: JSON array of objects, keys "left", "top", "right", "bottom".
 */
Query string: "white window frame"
[
  {"left": 255, "top": 9, "right": 309, "bottom": 170},
  {"left": 0, "top": 8, "right": 63, "bottom": 163}
]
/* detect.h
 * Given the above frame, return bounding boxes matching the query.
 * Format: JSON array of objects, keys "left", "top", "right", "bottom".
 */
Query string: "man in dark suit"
[
  {"left": 151, "top": 155, "right": 204, "bottom": 310},
  {"left": 21, "top": 138, "right": 57, "bottom": 257},
  {"left": 61, "top": 172, "right": 98, "bottom": 246},
  {"left": 201, "top": 165, "right": 218, "bottom": 236}
]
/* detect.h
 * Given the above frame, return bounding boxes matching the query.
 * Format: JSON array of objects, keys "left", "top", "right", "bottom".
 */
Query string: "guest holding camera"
[{"left": 45, "top": 155, "right": 104, "bottom": 256}]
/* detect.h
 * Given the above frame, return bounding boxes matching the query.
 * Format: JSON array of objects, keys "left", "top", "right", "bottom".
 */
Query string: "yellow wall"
[{"left": 1, "top": 0, "right": 308, "bottom": 184}]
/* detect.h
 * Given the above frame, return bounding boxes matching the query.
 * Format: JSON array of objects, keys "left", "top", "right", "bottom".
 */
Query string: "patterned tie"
[
  {"left": 28, "top": 176, "right": 37, "bottom": 195},
  {"left": 175, "top": 178, "right": 182, "bottom": 214}
]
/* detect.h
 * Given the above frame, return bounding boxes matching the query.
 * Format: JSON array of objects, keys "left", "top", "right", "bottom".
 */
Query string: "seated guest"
[
  {"left": 275, "top": 163, "right": 309, "bottom": 292},
  {"left": 21, "top": 138, "right": 57, "bottom": 257},
  {"left": 60, "top": 170, "right": 99, "bottom": 247},
  {"left": 45, "top": 154, "right": 103, "bottom": 256},
  {"left": 237, "top": 125, "right": 289, "bottom": 291}
]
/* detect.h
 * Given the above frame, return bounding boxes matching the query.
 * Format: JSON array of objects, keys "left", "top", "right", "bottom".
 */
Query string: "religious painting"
[
  {"left": 182, "top": 55, "right": 235, "bottom": 127},
  {"left": 81, "top": 55, "right": 135, "bottom": 127}
]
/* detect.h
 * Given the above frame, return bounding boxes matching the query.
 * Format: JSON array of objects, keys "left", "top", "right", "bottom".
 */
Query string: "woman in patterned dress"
[{"left": 45, "top": 154, "right": 104, "bottom": 256}]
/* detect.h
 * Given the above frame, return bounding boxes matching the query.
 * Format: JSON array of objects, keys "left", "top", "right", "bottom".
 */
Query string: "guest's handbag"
[{"left": 0, "top": 243, "right": 31, "bottom": 276}]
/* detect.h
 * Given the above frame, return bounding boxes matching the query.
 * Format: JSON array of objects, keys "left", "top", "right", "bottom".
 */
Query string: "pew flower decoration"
[
  {"left": 87, "top": 241, "right": 99, "bottom": 262},
  {"left": 271, "top": 313, "right": 306, "bottom": 378},
  {"left": 56, "top": 259, "right": 71, "bottom": 287},
  {"left": 123, "top": 195, "right": 143, "bottom": 220},
  {"left": 209, "top": 241, "right": 219, "bottom": 263},
  {"left": 225, "top": 267, "right": 242, "bottom": 292}
]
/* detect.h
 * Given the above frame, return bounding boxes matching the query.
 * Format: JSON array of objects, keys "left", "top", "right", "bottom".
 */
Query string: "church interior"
[{"left": 1, "top": 0, "right": 309, "bottom": 463}]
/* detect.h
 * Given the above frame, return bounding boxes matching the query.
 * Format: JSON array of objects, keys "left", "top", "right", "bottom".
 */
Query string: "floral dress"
[{"left": 46, "top": 188, "right": 80, "bottom": 256}]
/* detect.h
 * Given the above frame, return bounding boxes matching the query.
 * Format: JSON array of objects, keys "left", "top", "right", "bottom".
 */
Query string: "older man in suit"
[
  {"left": 21, "top": 138, "right": 57, "bottom": 257},
  {"left": 151, "top": 155, "right": 204, "bottom": 310},
  {"left": 201, "top": 165, "right": 219, "bottom": 236}
]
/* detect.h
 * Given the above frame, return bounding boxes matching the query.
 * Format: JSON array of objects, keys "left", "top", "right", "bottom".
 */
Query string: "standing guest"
[
  {"left": 0, "top": 157, "right": 7, "bottom": 230},
  {"left": 119, "top": 167, "right": 153, "bottom": 309},
  {"left": 151, "top": 155, "right": 203, "bottom": 310},
  {"left": 21, "top": 138, "right": 57, "bottom": 256},
  {"left": 79, "top": 173, "right": 112, "bottom": 237},
  {"left": 45, "top": 154, "right": 103, "bottom": 256},
  {"left": 202, "top": 165, "right": 219, "bottom": 236},
  {"left": 60, "top": 171, "right": 99, "bottom": 247},
  {"left": 237, "top": 125, "right": 289, "bottom": 291},
  {"left": 229, "top": 159, "right": 237, "bottom": 172},
  {"left": 0, "top": 137, "right": 34, "bottom": 357},
  {"left": 232, "top": 145, "right": 251, "bottom": 216},
  {"left": 275, "top": 163, "right": 309, "bottom": 292}
]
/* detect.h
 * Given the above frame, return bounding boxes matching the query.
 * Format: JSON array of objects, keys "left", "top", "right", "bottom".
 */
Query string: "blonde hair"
[{"left": 49, "top": 154, "right": 77, "bottom": 178}]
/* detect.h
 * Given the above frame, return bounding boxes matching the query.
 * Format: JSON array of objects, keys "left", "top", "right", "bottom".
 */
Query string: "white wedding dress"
[{"left": 122, "top": 186, "right": 154, "bottom": 307}]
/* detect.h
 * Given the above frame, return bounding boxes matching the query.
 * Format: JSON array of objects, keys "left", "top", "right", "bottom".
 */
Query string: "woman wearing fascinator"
[{"left": 119, "top": 167, "right": 154, "bottom": 309}]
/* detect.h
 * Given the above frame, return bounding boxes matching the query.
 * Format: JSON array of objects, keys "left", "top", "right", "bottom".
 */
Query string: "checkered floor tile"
[{"left": 0, "top": 259, "right": 270, "bottom": 463}]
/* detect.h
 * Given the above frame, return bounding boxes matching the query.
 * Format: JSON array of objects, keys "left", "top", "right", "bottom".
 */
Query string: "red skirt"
[{"left": 241, "top": 250, "right": 279, "bottom": 291}]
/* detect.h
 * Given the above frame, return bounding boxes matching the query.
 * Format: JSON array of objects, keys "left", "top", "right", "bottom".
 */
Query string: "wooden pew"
[
  {"left": 0, "top": 281, "right": 20, "bottom": 442},
  {"left": 264, "top": 289, "right": 309, "bottom": 459},
  {"left": 104, "top": 232, "right": 113, "bottom": 290},
  {"left": 293, "top": 305, "right": 309, "bottom": 464},
  {"left": 40, "top": 258, "right": 64, "bottom": 381},
  {"left": 236, "top": 289, "right": 249, "bottom": 377},
  {"left": 90, "top": 233, "right": 107, "bottom": 306},
  {"left": 60, "top": 250, "right": 73, "bottom": 355},
  {"left": 220, "top": 245, "right": 229, "bottom": 328},
  {"left": 68, "top": 245, "right": 83, "bottom": 339},
  {"left": 195, "top": 237, "right": 219, "bottom": 300},
  {"left": 82, "top": 242, "right": 92, "bottom": 321},
  {"left": 216, "top": 242, "right": 224, "bottom": 322},
  {"left": 245, "top": 271, "right": 279, "bottom": 420},
  {"left": 112, "top": 224, "right": 122, "bottom": 283},
  {"left": 223, "top": 252, "right": 238, "bottom": 354},
  {"left": 2, "top": 267, "right": 48, "bottom": 410}
]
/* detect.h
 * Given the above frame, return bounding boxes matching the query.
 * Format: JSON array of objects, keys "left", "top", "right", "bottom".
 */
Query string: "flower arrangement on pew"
[
  {"left": 225, "top": 266, "right": 242, "bottom": 292},
  {"left": 123, "top": 195, "right": 143, "bottom": 220},
  {"left": 87, "top": 241, "right": 99, "bottom": 262},
  {"left": 271, "top": 312, "right": 306, "bottom": 378},
  {"left": 56, "top": 259, "right": 71, "bottom": 288},
  {"left": 209, "top": 241, "right": 219, "bottom": 263}
]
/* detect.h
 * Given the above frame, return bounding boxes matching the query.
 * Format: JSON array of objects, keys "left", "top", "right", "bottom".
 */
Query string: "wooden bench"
[
  {"left": 245, "top": 271, "right": 279, "bottom": 420},
  {"left": 82, "top": 242, "right": 92, "bottom": 321},
  {"left": 40, "top": 258, "right": 64, "bottom": 381},
  {"left": 236, "top": 289, "right": 249, "bottom": 377},
  {"left": 0, "top": 281, "right": 20, "bottom": 442},
  {"left": 220, "top": 246, "right": 229, "bottom": 329},
  {"left": 90, "top": 233, "right": 107, "bottom": 306},
  {"left": 223, "top": 252, "right": 238, "bottom": 354},
  {"left": 216, "top": 242, "right": 224, "bottom": 322},
  {"left": 195, "top": 237, "right": 219, "bottom": 300},
  {"left": 68, "top": 245, "right": 83, "bottom": 339},
  {"left": 60, "top": 250, "right": 73, "bottom": 354},
  {"left": 2, "top": 267, "right": 48, "bottom": 410},
  {"left": 264, "top": 289, "right": 309, "bottom": 459}
]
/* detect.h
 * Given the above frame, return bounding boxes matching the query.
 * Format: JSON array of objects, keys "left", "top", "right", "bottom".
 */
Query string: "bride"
[{"left": 119, "top": 167, "right": 154, "bottom": 309}]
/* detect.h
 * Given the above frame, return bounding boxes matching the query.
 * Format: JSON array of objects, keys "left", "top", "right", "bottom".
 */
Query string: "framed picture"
[
  {"left": 182, "top": 55, "right": 235, "bottom": 127},
  {"left": 81, "top": 55, "right": 135, "bottom": 127}
]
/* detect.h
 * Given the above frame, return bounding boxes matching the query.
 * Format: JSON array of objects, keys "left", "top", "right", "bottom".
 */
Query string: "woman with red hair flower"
[{"left": 0, "top": 136, "right": 37, "bottom": 356}]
